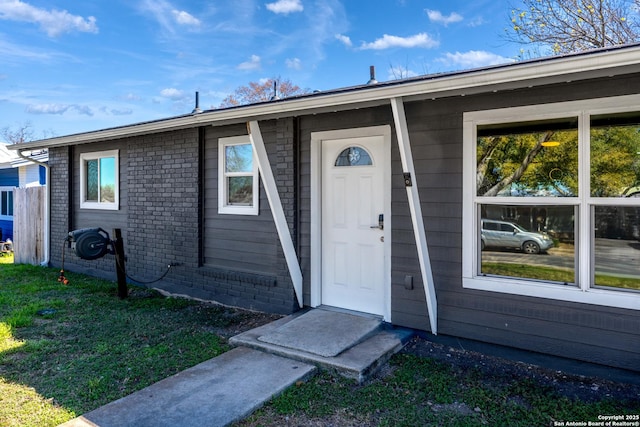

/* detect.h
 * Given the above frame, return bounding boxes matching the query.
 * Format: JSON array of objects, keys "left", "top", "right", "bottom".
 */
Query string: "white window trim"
[
  {"left": 218, "top": 135, "right": 259, "bottom": 215},
  {"left": 79, "top": 150, "right": 119, "bottom": 211},
  {"left": 0, "top": 187, "right": 14, "bottom": 221},
  {"left": 463, "top": 94, "right": 640, "bottom": 311}
]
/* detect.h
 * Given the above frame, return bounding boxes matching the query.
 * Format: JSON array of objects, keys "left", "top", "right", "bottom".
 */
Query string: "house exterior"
[
  {"left": 0, "top": 144, "right": 19, "bottom": 241},
  {"left": 12, "top": 45, "right": 640, "bottom": 372},
  {"left": 0, "top": 144, "right": 48, "bottom": 242}
]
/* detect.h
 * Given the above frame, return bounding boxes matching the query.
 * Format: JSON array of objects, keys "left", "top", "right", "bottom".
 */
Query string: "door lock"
[{"left": 370, "top": 214, "right": 384, "bottom": 230}]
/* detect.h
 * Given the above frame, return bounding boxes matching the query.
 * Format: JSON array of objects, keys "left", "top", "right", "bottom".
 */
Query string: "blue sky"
[{"left": 1, "top": 0, "right": 524, "bottom": 139}]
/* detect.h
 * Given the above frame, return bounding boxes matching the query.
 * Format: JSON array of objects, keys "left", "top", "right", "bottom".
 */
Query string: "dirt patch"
[
  {"left": 401, "top": 336, "right": 640, "bottom": 403},
  {"left": 239, "top": 335, "right": 640, "bottom": 427}
]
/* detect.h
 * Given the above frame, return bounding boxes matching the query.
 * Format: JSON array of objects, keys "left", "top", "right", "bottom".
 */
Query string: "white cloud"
[
  {"left": 265, "top": 0, "right": 303, "bottom": 14},
  {"left": 138, "top": 0, "right": 200, "bottom": 33},
  {"left": 0, "top": 0, "right": 98, "bottom": 37},
  {"left": 439, "top": 50, "right": 515, "bottom": 68},
  {"left": 172, "top": 9, "right": 200, "bottom": 26},
  {"left": 160, "top": 87, "right": 185, "bottom": 100},
  {"left": 285, "top": 57, "right": 301, "bottom": 70},
  {"left": 335, "top": 33, "right": 352, "bottom": 47},
  {"left": 426, "top": 9, "right": 463, "bottom": 26},
  {"left": 237, "top": 54, "right": 261, "bottom": 71},
  {"left": 26, "top": 103, "right": 93, "bottom": 116},
  {"left": 120, "top": 93, "right": 141, "bottom": 101},
  {"left": 360, "top": 33, "right": 439, "bottom": 50},
  {"left": 109, "top": 108, "right": 133, "bottom": 116}
]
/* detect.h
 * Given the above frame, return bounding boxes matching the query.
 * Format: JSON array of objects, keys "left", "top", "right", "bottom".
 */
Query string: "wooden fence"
[{"left": 13, "top": 186, "right": 46, "bottom": 265}]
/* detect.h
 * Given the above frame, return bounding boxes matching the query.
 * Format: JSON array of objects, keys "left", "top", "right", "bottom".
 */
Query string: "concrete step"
[{"left": 230, "top": 309, "right": 414, "bottom": 383}]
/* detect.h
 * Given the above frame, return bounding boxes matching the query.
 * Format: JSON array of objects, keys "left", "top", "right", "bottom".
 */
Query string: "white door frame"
[{"left": 310, "top": 125, "right": 392, "bottom": 321}]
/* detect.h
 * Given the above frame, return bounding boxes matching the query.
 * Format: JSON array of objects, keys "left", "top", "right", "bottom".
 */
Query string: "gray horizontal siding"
[{"left": 395, "top": 73, "right": 640, "bottom": 370}]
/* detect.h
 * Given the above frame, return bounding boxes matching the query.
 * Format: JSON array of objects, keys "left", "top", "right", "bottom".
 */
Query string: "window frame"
[
  {"left": 0, "top": 187, "right": 14, "bottom": 220},
  {"left": 218, "top": 135, "right": 259, "bottom": 215},
  {"left": 79, "top": 150, "right": 119, "bottom": 211},
  {"left": 463, "top": 94, "right": 640, "bottom": 311}
]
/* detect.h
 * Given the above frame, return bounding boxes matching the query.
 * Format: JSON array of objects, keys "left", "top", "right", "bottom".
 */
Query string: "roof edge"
[{"left": 11, "top": 44, "right": 640, "bottom": 151}]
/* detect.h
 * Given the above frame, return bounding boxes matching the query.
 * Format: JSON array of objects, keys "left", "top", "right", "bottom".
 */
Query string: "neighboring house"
[
  {"left": 11, "top": 150, "right": 48, "bottom": 188},
  {"left": 11, "top": 44, "right": 640, "bottom": 372},
  {"left": 0, "top": 144, "right": 19, "bottom": 241},
  {"left": 0, "top": 145, "right": 48, "bottom": 242}
]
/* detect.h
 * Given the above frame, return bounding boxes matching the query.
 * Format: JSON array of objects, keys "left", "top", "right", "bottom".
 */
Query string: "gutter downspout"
[{"left": 16, "top": 149, "right": 50, "bottom": 267}]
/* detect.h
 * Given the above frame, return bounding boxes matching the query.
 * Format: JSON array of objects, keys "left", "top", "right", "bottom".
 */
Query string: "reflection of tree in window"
[
  {"left": 476, "top": 118, "right": 578, "bottom": 197},
  {"left": 590, "top": 113, "right": 640, "bottom": 197},
  {"left": 227, "top": 176, "right": 253, "bottom": 205},
  {"left": 100, "top": 157, "right": 116, "bottom": 203},
  {"left": 225, "top": 144, "right": 253, "bottom": 173},
  {"left": 86, "top": 159, "right": 99, "bottom": 202},
  {"left": 224, "top": 143, "right": 254, "bottom": 206}
]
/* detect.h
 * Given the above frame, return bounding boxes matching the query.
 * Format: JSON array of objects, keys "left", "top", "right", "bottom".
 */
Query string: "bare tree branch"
[{"left": 507, "top": 0, "right": 640, "bottom": 55}]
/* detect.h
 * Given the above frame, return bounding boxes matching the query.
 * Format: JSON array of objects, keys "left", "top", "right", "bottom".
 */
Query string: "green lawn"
[
  {"left": 0, "top": 264, "right": 255, "bottom": 427},
  {"left": 482, "top": 262, "right": 640, "bottom": 290},
  {"left": 2, "top": 264, "right": 639, "bottom": 427},
  {"left": 240, "top": 353, "right": 640, "bottom": 427}
]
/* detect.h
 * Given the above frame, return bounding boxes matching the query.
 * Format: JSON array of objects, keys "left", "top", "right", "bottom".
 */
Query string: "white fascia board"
[{"left": 11, "top": 46, "right": 640, "bottom": 151}]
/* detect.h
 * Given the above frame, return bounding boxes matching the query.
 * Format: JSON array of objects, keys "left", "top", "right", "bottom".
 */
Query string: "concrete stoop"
[
  {"left": 58, "top": 309, "right": 414, "bottom": 427},
  {"left": 230, "top": 309, "right": 414, "bottom": 383}
]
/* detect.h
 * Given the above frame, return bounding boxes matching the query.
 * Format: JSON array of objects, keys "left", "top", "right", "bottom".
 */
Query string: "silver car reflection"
[{"left": 481, "top": 219, "right": 554, "bottom": 254}]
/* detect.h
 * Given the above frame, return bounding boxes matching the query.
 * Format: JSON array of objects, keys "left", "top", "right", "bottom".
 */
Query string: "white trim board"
[
  {"left": 247, "top": 121, "right": 303, "bottom": 307},
  {"left": 391, "top": 97, "right": 438, "bottom": 335}
]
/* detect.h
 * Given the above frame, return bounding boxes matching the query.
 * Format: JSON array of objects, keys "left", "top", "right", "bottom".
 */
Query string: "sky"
[{"left": 0, "top": 0, "right": 526, "bottom": 139}]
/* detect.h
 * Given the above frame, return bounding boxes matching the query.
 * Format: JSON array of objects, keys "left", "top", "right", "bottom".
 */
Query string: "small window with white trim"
[
  {"left": 463, "top": 95, "right": 640, "bottom": 310},
  {"left": 218, "top": 135, "right": 259, "bottom": 215},
  {"left": 0, "top": 188, "right": 13, "bottom": 219},
  {"left": 80, "top": 150, "right": 119, "bottom": 210}
]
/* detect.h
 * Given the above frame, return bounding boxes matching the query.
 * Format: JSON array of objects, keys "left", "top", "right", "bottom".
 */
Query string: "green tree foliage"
[
  {"left": 591, "top": 124, "right": 640, "bottom": 196},
  {"left": 477, "top": 118, "right": 640, "bottom": 198},
  {"left": 477, "top": 127, "right": 579, "bottom": 197},
  {"left": 219, "top": 77, "right": 309, "bottom": 108},
  {"left": 508, "top": 0, "right": 640, "bottom": 56}
]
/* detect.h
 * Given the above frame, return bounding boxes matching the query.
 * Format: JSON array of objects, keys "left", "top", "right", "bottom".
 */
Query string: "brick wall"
[{"left": 49, "top": 123, "right": 300, "bottom": 315}]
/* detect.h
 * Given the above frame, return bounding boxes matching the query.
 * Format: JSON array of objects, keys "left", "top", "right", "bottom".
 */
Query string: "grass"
[
  {"left": 482, "top": 262, "right": 640, "bottom": 290},
  {"left": 2, "top": 263, "right": 639, "bottom": 427},
  {"left": 0, "top": 264, "right": 252, "bottom": 427},
  {"left": 240, "top": 354, "right": 640, "bottom": 427}
]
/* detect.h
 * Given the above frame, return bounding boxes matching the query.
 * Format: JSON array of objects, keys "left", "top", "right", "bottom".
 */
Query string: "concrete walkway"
[{"left": 59, "top": 308, "right": 413, "bottom": 427}]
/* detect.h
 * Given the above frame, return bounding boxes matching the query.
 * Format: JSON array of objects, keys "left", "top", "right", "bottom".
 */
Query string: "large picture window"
[
  {"left": 463, "top": 95, "right": 640, "bottom": 310},
  {"left": 218, "top": 135, "right": 259, "bottom": 215},
  {"left": 79, "top": 150, "right": 119, "bottom": 210}
]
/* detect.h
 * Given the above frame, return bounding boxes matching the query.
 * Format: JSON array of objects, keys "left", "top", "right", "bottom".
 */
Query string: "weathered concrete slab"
[
  {"left": 231, "top": 309, "right": 414, "bottom": 382},
  {"left": 59, "top": 347, "right": 316, "bottom": 427},
  {"left": 257, "top": 309, "right": 382, "bottom": 357}
]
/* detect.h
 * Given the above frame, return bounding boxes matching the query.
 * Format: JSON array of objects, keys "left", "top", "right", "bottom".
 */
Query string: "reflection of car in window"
[{"left": 481, "top": 219, "right": 554, "bottom": 254}]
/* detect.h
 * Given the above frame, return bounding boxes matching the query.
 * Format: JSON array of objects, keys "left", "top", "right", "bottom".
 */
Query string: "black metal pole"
[{"left": 113, "top": 228, "right": 128, "bottom": 299}]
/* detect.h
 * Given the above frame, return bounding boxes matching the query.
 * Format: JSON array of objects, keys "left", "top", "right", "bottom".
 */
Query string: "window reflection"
[
  {"left": 590, "top": 112, "right": 640, "bottom": 198},
  {"left": 480, "top": 204, "right": 576, "bottom": 285},
  {"left": 477, "top": 118, "right": 578, "bottom": 197},
  {"left": 593, "top": 206, "right": 640, "bottom": 291}
]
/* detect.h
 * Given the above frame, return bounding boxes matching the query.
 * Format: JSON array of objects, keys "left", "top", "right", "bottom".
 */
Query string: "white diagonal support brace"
[
  {"left": 247, "top": 121, "right": 303, "bottom": 308},
  {"left": 390, "top": 97, "right": 438, "bottom": 334}
]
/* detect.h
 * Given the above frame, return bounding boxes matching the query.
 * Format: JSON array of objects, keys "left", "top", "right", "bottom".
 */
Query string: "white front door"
[{"left": 320, "top": 134, "right": 388, "bottom": 316}]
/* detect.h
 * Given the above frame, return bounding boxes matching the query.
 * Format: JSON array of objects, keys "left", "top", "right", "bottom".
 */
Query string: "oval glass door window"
[{"left": 334, "top": 146, "right": 373, "bottom": 166}]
